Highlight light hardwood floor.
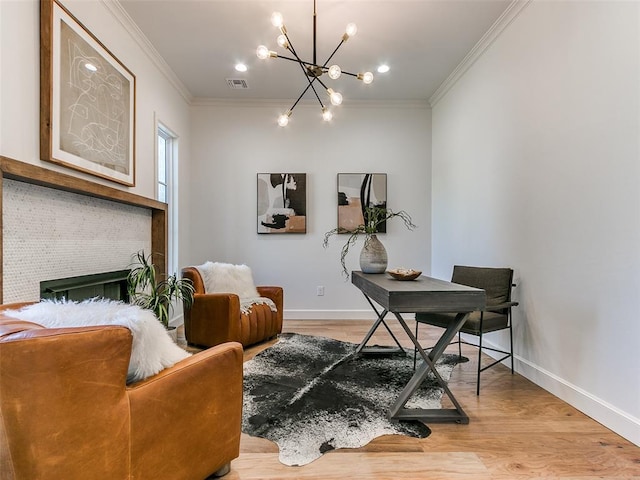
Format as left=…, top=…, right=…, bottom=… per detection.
left=214, top=320, right=640, bottom=479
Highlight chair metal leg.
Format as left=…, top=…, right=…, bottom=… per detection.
left=509, top=314, right=514, bottom=374
left=476, top=331, right=483, bottom=396
left=458, top=334, right=462, bottom=359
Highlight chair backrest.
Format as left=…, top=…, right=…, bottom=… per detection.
left=451, top=266, right=514, bottom=312
left=181, top=266, right=206, bottom=294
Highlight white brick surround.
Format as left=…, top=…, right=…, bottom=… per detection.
left=2, top=179, right=151, bottom=302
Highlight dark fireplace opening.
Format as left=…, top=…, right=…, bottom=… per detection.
left=40, top=270, right=130, bottom=302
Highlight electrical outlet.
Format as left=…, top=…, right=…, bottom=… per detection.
left=316, top=286, right=325, bottom=296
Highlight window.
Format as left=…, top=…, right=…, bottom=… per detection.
left=157, top=128, right=170, bottom=203
left=157, top=122, right=178, bottom=274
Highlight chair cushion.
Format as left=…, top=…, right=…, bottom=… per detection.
left=416, top=311, right=509, bottom=335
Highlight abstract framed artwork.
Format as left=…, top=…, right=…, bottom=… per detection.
left=337, top=173, right=387, bottom=233
left=40, top=0, right=136, bottom=186
left=257, top=173, right=307, bottom=234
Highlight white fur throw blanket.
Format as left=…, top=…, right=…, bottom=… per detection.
left=196, top=262, right=277, bottom=314
left=4, top=299, right=191, bottom=383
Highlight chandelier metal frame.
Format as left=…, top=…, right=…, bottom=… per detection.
left=256, top=0, right=373, bottom=126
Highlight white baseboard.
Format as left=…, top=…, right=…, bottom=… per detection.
left=283, top=309, right=418, bottom=321
left=514, top=354, right=640, bottom=447
left=284, top=309, right=373, bottom=320
left=478, top=336, right=640, bottom=447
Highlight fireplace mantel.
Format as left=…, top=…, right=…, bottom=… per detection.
left=0, top=155, right=167, bottom=303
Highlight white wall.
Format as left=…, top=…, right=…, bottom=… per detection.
left=0, top=0, right=193, bottom=297
left=189, top=101, right=431, bottom=318
left=431, top=1, right=639, bottom=445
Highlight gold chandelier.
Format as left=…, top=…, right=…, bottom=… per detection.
left=256, top=0, right=374, bottom=126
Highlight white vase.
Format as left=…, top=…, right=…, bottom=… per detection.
left=359, top=234, right=388, bottom=273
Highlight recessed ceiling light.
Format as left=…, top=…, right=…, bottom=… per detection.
left=84, top=62, right=97, bottom=72
left=235, top=63, right=248, bottom=72
left=377, top=64, right=390, bottom=74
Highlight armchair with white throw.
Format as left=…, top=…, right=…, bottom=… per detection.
left=181, top=262, right=283, bottom=348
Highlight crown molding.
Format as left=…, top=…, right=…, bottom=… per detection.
left=103, top=0, right=193, bottom=104
left=429, top=0, right=532, bottom=107
left=191, top=97, right=429, bottom=109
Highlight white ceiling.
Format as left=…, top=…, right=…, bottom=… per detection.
left=118, top=0, right=512, bottom=102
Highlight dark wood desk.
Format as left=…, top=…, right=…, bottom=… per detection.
left=351, top=271, right=486, bottom=424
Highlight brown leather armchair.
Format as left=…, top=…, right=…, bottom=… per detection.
left=0, top=303, right=242, bottom=480
left=181, top=266, right=283, bottom=348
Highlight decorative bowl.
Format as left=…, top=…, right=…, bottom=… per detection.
left=387, top=268, right=422, bottom=281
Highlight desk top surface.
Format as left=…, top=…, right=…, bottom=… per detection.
left=351, top=271, right=486, bottom=313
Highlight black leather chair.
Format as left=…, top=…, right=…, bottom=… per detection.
left=415, top=266, right=518, bottom=395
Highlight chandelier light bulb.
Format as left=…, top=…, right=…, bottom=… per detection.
left=345, top=23, right=358, bottom=37
left=277, top=34, right=289, bottom=49
left=327, top=88, right=343, bottom=106
left=278, top=111, right=291, bottom=127
left=256, top=45, right=269, bottom=60
left=328, top=65, right=342, bottom=80
left=271, top=12, right=284, bottom=28
left=358, top=72, right=374, bottom=84
left=322, top=108, right=333, bottom=122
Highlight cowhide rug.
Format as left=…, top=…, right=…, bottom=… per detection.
left=242, top=333, right=466, bottom=466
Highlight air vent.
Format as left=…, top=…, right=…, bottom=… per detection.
left=227, top=78, right=249, bottom=89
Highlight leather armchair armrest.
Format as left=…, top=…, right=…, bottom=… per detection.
left=186, top=292, right=242, bottom=346
left=128, top=342, right=243, bottom=480
left=257, top=286, right=284, bottom=315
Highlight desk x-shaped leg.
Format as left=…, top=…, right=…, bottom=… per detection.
left=389, top=310, right=470, bottom=423
left=355, top=294, right=406, bottom=356
left=357, top=293, right=470, bottom=424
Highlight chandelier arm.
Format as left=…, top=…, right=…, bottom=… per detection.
left=278, top=34, right=318, bottom=77
left=292, top=63, right=326, bottom=109
left=309, top=82, right=325, bottom=108
left=288, top=90, right=306, bottom=113
left=289, top=79, right=322, bottom=113
left=321, top=39, right=346, bottom=68
left=315, top=76, right=331, bottom=91
left=285, top=58, right=326, bottom=111
left=313, top=0, right=317, bottom=65
left=281, top=30, right=303, bottom=62
left=276, top=54, right=345, bottom=76
left=277, top=54, right=312, bottom=64
left=281, top=57, right=327, bottom=72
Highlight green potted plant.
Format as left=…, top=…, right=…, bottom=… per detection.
left=127, top=250, right=195, bottom=339
left=323, top=205, right=416, bottom=278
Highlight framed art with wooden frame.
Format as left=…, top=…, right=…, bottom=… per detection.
left=40, top=0, right=136, bottom=186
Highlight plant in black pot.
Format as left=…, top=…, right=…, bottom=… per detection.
left=323, top=205, right=416, bottom=279
left=127, top=250, right=194, bottom=340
